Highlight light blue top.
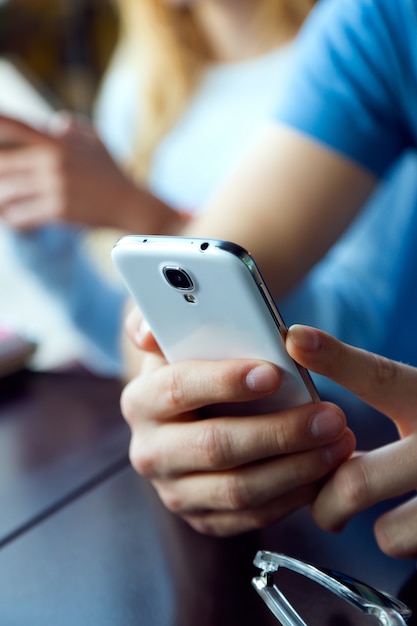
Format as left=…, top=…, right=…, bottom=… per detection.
left=275, top=0, right=417, bottom=176
left=273, top=0, right=417, bottom=394
left=96, top=43, right=294, bottom=208
left=11, top=11, right=417, bottom=399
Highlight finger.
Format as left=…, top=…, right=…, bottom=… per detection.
left=0, top=144, right=58, bottom=180
left=122, top=358, right=283, bottom=427
left=125, top=308, right=159, bottom=352
left=181, top=483, right=319, bottom=536
left=0, top=114, right=51, bottom=146
left=124, top=306, right=143, bottom=346
left=128, top=400, right=352, bottom=477
left=2, top=197, right=56, bottom=229
left=153, top=432, right=354, bottom=513
left=0, top=147, right=41, bottom=176
left=286, top=324, right=417, bottom=427
left=312, top=436, right=417, bottom=532
left=48, top=111, right=83, bottom=136
left=131, top=316, right=159, bottom=352
left=48, top=111, right=98, bottom=142
left=374, top=495, right=417, bottom=559
left=0, top=174, right=37, bottom=209
left=47, top=111, right=73, bottom=134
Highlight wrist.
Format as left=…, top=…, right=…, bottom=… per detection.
left=167, top=209, right=193, bottom=235
left=120, top=184, right=192, bottom=235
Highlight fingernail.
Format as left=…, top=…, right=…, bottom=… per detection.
left=288, top=325, right=321, bottom=352
left=245, top=364, right=280, bottom=393
left=321, top=435, right=353, bottom=465
left=310, top=408, right=344, bottom=440
left=134, top=318, right=150, bottom=347
left=48, top=111, right=71, bottom=134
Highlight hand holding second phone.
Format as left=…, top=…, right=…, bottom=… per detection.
left=121, top=311, right=355, bottom=537
left=0, top=113, right=179, bottom=233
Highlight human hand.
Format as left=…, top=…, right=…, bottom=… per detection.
left=121, top=314, right=355, bottom=537
left=0, top=113, right=175, bottom=232
left=286, top=324, right=417, bottom=559
left=121, top=303, right=160, bottom=381
left=124, top=304, right=159, bottom=354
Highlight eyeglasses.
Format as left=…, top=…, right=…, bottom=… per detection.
left=252, top=551, right=412, bottom=626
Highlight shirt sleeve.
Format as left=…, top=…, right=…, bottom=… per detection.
left=275, top=0, right=414, bottom=177
left=9, top=225, right=126, bottom=375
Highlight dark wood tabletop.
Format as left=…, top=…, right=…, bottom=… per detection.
left=0, top=369, right=129, bottom=545
left=0, top=369, right=415, bottom=626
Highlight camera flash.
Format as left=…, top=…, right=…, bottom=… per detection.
left=184, top=294, right=196, bottom=304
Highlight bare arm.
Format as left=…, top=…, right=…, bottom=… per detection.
left=1, top=114, right=376, bottom=297
left=185, top=123, right=377, bottom=297
left=123, top=123, right=377, bottom=378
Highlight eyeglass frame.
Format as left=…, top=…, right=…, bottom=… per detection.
left=252, top=550, right=412, bottom=626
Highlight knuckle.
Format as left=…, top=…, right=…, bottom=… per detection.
left=270, top=417, right=292, bottom=455
left=120, top=374, right=158, bottom=426
left=129, top=437, right=157, bottom=478
left=291, top=456, right=318, bottom=485
left=333, top=460, right=372, bottom=514
left=120, top=381, right=140, bottom=427
left=125, top=307, right=139, bottom=340
left=184, top=510, right=271, bottom=537
left=155, top=484, right=184, bottom=514
left=240, top=509, right=270, bottom=532
left=184, top=515, right=219, bottom=536
left=40, top=146, right=61, bottom=173
left=130, top=450, right=153, bottom=477
left=374, top=504, right=417, bottom=559
left=221, top=474, right=252, bottom=511
left=163, top=368, right=187, bottom=411
left=374, top=522, right=402, bottom=558
left=195, top=421, right=231, bottom=468
left=215, top=367, right=243, bottom=398
left=369, top=353, right=399, bottom=386
left=183, top=513, right=242, bottom=537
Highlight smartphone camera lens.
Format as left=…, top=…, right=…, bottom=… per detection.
left=163, top=267, right=194, bottom=291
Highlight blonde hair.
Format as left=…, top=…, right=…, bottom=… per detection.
left=116, top=0, right=316, bottom=181
left=85, top=0, right=316, bottom=278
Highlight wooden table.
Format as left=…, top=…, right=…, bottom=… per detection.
left=0, top=369, right=415, bottom=625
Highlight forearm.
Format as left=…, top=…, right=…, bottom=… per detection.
left=112, top=180, right=189, bottom=235
left=184, top=125, right=377, bottom=298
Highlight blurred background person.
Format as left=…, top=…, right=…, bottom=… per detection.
left=0, top=0, right=318, bottom=374
left=0, top=0, right=416, bottom=410
left=0, top=0, right=118, bottom=371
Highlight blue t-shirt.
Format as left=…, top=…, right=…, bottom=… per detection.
left=276, top=0, right=417, bottom=401
left=276, top=0, right=417, bottom=175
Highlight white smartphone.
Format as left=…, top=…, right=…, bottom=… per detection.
left=0, top=58, right=54, bottom=128
left=112, top=235, right=319, bottom=414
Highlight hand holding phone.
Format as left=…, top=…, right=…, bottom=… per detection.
left=113, top=237, right=354, bottom=537
left=112, top=235, right=319, bottom=413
